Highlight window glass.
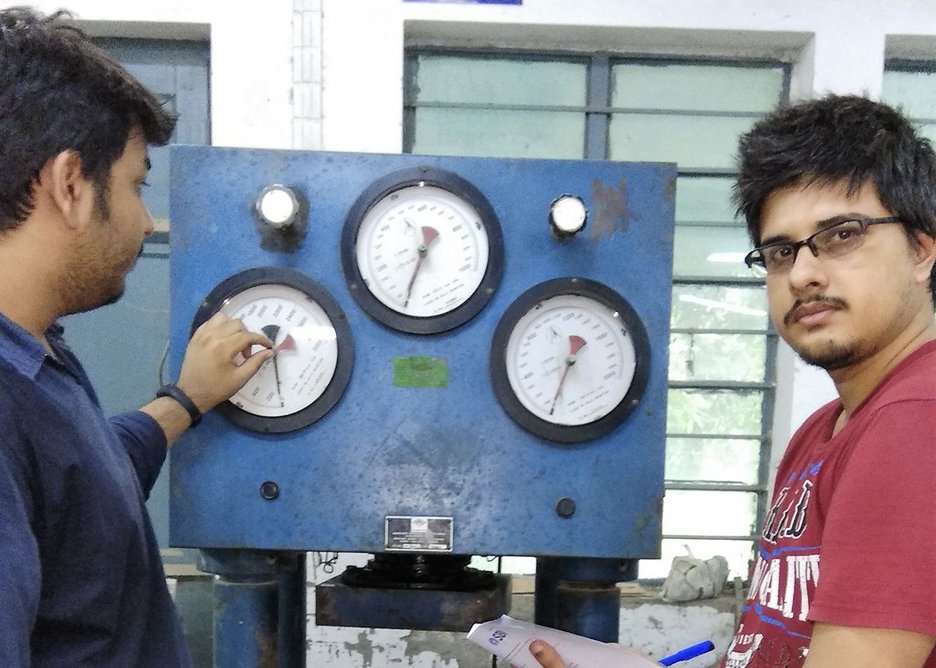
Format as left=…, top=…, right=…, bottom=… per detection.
left=675, top=176, right=738, bottom=224
left=673, top=225, right=752, bottom=278
left=609, top=113, right=759, bottom=169
left=669, top=332, right=767, bottom=382
left=883, top=69, right=936, bottom=146
left=413, top=54, right=587, bottom=106
left=671, top=284, right=769, bottom=331
left=412, top=108, right=584, bottom=159
left=665, top=437, right=761, bottom=485
left=663, top=490, right=758, bottom=535
left=882, top=69, right=936, bottom=119
left=612, top=63, right=785, bottom=113
left=667, top=388, right=764, bottom=435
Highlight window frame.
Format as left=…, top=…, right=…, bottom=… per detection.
left=404, top=47, right=790, bottom=577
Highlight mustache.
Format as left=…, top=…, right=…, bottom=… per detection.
left=783, top=295, right=848, bottom=326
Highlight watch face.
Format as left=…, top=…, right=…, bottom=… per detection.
left=342, top=167, right=504, bottom=334
left=490, top=277, right=650, bottom=444
left=193, top=267, right=353, bottom=433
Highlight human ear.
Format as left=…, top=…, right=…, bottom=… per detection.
left=911, top=231, right=936, bottom=286
left=44, top=150, right=93, bottom=228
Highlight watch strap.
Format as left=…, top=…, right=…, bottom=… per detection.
left=156, top=384, right=202, bottom=428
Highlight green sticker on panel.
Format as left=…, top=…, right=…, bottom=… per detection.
left=393, top=356, right=448, bottom=388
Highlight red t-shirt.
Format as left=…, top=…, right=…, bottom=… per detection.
left=723, top=340, right=936, bottom=668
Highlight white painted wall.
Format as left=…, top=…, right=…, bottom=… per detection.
left=29, top=0, right=936, bottom=664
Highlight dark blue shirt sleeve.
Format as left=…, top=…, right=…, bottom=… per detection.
left=0, top=447, right=41, bottom=667
left=109, top=411, right=167, bottom=499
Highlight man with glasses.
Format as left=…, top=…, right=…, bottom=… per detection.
left=529, top=95, right=936, bottom=668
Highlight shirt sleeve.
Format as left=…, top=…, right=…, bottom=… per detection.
left=809, top=399, right=936, bottom=635
left=109, top=411, right=168, bottom=499
left=0, top=445, right=41, bottom=667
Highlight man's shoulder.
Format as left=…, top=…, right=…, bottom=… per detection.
left=873, top=339, right=936, bottom=405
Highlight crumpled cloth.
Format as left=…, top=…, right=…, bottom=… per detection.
left=660, top=549, right=729, bottom=602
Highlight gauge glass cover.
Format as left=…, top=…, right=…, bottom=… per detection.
left=354, top=183, right=491, bottom=318
left=505, top=293, right=637, bottom=426
left=220, top=283, right=338, bottom=417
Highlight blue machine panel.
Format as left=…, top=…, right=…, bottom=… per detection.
left=168, top=147, right=675, bottom=559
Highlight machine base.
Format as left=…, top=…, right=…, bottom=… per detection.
left=315, top=570, right=512, bottom=632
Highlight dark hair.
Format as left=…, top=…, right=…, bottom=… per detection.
left=0, top=7, right=176, bottom=229
left=734, top=94, right=936, bottom=302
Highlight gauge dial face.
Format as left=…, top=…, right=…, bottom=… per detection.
left=193, top=267, right=353, bottom=433
left=506, top=293, right=636, bottom=426
left=342, top=167, right=504, bottom=334
left=355, top=183, right=490, bottom=318
left=491, top=278, right=650, bottom=443
left=221, top=284, right=338, bottom=417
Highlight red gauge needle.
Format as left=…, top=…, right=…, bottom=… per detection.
left=275, top=333, right=296, bottom=353
left=549, top=335, right=587, bottom=416
left=403, top=225, right=440, bottom=308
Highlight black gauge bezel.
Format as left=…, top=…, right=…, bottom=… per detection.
left=341, top=166, right=505, bottom=334
left=490, top=277, right=651, bottom=444
left=191, top=267, right=354, bottom=434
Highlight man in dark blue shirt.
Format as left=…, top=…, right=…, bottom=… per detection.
left=0, top=8, right=272, bottom=666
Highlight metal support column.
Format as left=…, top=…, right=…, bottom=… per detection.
left=534, top=557, right=638, bottom=642
left=199, top=549, right=304, bottom=668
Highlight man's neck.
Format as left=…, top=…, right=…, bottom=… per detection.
left=0, top=237, right=62, bottom=342
left=830, top=312, right=936, bottom=427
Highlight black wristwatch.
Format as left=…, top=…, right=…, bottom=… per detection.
left=156, top=384, right=202, bottom=428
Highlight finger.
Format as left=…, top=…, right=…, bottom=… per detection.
left=236, top=347, right=273, bottom=379
left=195, top=312, right=248, bottom=340
left=530, top=641, right=567, bottom=668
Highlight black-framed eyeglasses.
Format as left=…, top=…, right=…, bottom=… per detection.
left=744, top=216, right=901, bottom=276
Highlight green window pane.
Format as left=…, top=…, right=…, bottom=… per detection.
left=608, top=113, right=758, bottom=169
left=666, top=388, right=764, bottom=435
left=882, top=70, right=936, bottom=119
left=411, top=108, right=584, bottom=159
left=413, top=54, right=587, bottom=107
left=665, top=437, right=762, bottom=485
left=673, top=225, right=752, bottom=278
left=669, top=332, right=767, bottom=382
left=671, top=284, right=769, bottom=330
left=663, top=490, right=758, bottom=536
left=639, top=538, right=754, bottom=580
left=918, top=122, right=936, bottom=147
left=611, top=63, right=785, bottom=113
left=675, top=176, right=739, bottom=225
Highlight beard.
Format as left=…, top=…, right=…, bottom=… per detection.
left=794, top=339, right=859, bottom=371
left=782, top=295, right=859, bottom=370
left=57, top=217, right=139, bottom=316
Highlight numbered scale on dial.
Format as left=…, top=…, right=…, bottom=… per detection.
left=192, top=267, right=353, bottom=433
left=341, top=166, right=504, bottom=334
left=490, top=277, right=650, bottom=443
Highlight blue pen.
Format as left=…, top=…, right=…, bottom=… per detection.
left=658, top=640, right=716, bottom=666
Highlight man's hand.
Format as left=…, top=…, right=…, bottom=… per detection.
left=175, top=312, right=273, bottom=413
left=529, top=640, right=568, bottom=668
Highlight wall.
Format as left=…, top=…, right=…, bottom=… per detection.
left=27, top=0, right=936, bottom=665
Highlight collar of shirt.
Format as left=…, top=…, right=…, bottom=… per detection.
left=0, top=311, right=63, bottom=380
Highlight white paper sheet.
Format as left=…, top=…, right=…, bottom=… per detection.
left=467, top=615, right=659, bottom=668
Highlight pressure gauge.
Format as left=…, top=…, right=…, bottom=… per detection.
left=341, top=166, right=504, bottom=334
left=192, top=267, right=353, bottom=433
left=490, top=277, right=650, bottom=443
